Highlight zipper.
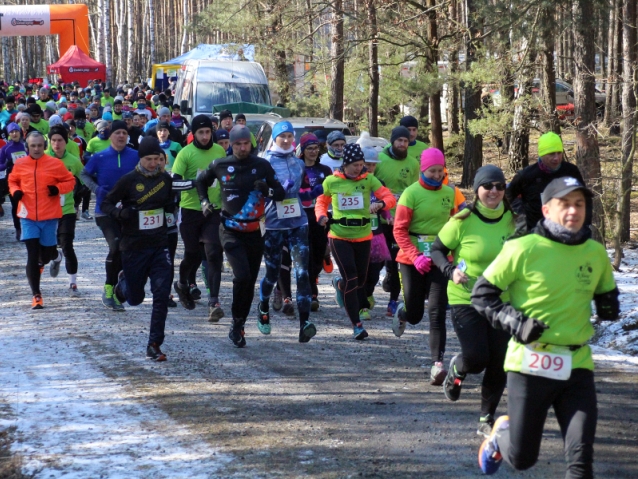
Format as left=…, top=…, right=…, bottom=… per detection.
left=33, top=158, right=38, bottom=221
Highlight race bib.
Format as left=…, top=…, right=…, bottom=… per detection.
left=338, top=193, right=363, bottom=210
left=520, top=343, right=572, bottom=381
left=165, top=213, right=176, bottom=227
left=139, top=208, right=164, bottom=230
left=60, top=194, right=65, bottom=207
left=11, top=151, right=26, bottom=161
left=370, top=216, right=379, bottom=230
left=417, top=235, right=436, bottom=256
left=276, top=198, right=301, bottom=219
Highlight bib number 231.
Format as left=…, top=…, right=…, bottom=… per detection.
left=338, top=193, right=363, bottom=210
left=139, top=209, right=164, bottom=230
left=520, top=344, right=572, bottom=380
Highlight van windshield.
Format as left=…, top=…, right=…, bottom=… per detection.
left=196, top=82, right=270, bottom=111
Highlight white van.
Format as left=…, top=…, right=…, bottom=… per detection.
left=174, top=60, right=272, bottom=122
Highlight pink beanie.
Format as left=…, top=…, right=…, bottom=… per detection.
left=420, top=148, right=445, bottom=172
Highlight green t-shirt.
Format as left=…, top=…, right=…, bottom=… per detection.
left=101, top=97, right=115, bottom=108
left=30, top=119, right=49, bottom=135
left=171, top=142, right=227, bottom=210
left=86, top=137, right=112, bottom=155
left=398, top=183, right=454, bottom=253
left=112, top=112, right=123, bottom=120
left=483, top=234, right=617, bottom=372
left=374, top=148, right=420, bottom=217
left=437, top=209, right=514, bottom=305
left=408, top=140, right=429, bottom=162
left=76, top=123, right=95, bottom=141
left=56, top=152, right=83, bottom=215
left=47, top=141, right=80, bottom=159
left=323, top=173, right=383, bottom=240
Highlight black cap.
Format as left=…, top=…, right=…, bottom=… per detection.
left=191, top=114, right=213, bottom=134
left=235, top=113, right=246, bottom=122
left=219, top=109, right=233, bottom=121
left=541, top=177, right=593, bottom=205
left=111, top=120, right=128, bottom=133
left=473, top=165, right=506, bottom=192
left=216, top=129, right=230, bottom=141
left=158, top=121, right=171, bottom=130
left=26, top=104, right=43, bottom=115
left=341, top=143, right=365, bottom=166
left=138, top=136, right=164, bottom=158
left=399, top=115, right=418, bottom=129
left=48, top=125, right=68, bottom=143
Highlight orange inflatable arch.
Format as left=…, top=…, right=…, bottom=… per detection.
left=0, top=4, right=89, bottom=56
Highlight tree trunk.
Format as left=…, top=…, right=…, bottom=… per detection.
left=447, top=0, right=460, bottom=134
left=572, top=0, right=604, bottom=242
left=116, top=0, right=125, bottom=83
left=366, top=0, right=379, bottom=136
left=127, top=0, right=135, bottom=82
left=427, top=0, right=443, bottom=150
left=181, top=0, right=189, bottom=54
left=329, top=0, right=345, bottom=120
left=508, top=57, right=535, bottom=172
left=619, top=0, right=636, bottom=242
left=539, top=7, right=560, bottom=134
left=2, top=38, right=10, bottom=82
left=96, top=0, right=104, bottom=63
left=461, top=0, right=482, bottom=187
left=148, top=0, right=156, bottom=66
left=611, top=3, right=623, bottom=120
left=604, top=0, right=619, bottom=127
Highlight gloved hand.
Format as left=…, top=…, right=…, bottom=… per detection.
left=119, top=206, right=138, bottom=221
left=201, top=200, right=215, bottom=217
left=516, top=317, right=549, bottom=344
left=311, top=184, right=324, bottom=198
left=254, top=180, right=270, bottom=196
left=413, top=254, right=432, bottom=275
left=282, top=179, right=294, bottom=191
left=12, top=190, right=24, bottom=202
left=47, top=185, right=59, bottom=196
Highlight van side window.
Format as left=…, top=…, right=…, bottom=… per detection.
left=257, top=123, right=272, bottom=153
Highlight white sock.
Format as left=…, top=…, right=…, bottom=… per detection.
left=55, top=249, right=63, bottom=262
left=69, top=274, right=77, bottom=285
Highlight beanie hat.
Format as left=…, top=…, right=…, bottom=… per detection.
left=95, top=120, right=108, bottom=132
left=157, top=121, right=171, bottom=131
left=299, top=133, right=319, bottom=152
left=272, top=121, right=294, bottom=140
left=138, top=137, right=164, bottom=159
left=211, top=116, right=219, bottom=125
left=314, top=129, right=328, bottom=143
left=537, top=132, right=563, bottom=157
left=45, top=101, right=57, bottom=112
left=158, top=106, right=171, bottom=117
left=216, top=129, right=230, bottom=141
left=6, top=123, right=20, bottom=133
left=362, top=146, right=380, bottom=163
left=111, top=120, right=128, bottom=133
left=235, top=113, right=246, bottom=122
left=63, top=112, right=74, bottom=121
left=26, top=104, right=43, bottom=115
left=102, top=112, right=113, bottom=121
left=356, top=131, right=376, bottom=149
left=48, top=125, right=69, bottom=143
left=420, top=148, right=445, bottom=172
left=122, top=111, right=133, bottom=119
left=391, top=126, right=410, bottom=145
left=229, top=125, right=252, bottom=145
left=74, top=107, right=87, bottom=120
left=473, top=164, right=506, bottom=192
left=399, top=115, right=418, bottom=129
left=191, top=114, right=213, bottom=134
left=58, top=107, right=68, bottom=116
left=219, top=109, right=233, bottom=121
left=342, top=143, right=365, bottom=166
left=48, top=114, right=63, bottom=127
left=326, top=130, right=346, bottom=145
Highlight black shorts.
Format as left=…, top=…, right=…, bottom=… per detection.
left=179, top=208, right=220, bottom=251
left=57, top=213, right=77, bottom=241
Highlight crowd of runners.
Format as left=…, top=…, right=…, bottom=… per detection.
left=0, top=79, right=621, bottom=478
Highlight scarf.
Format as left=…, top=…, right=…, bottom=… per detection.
left=475, top=200, right=504, bottom=219
left=420, top=172, right=443, bottom=189
left=159, top=140, right=171, bottom=149
left=541, top=218, right=590, bottom=245
left=538, top=157, right=561, bottom=174
left=136, top=162, right=160, bottom=177
left=270, top=143, right=295, bottom=155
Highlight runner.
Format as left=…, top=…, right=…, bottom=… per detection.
left=0, top=122, right=27, bottom=240
left=315, top=143, right=395, bottom=339
left=103, top=137, right=176, bottom=361
left=47, top=125, right=86, bottom=297
left=80, top=120, right=139, bottom=311
left=157, top=121, right=182, bottom=171
left=8, top=131, right=75, bottom=309
left=319, top=131, right=347, bottom=172
left=158, top=150, right=179, bottom=308
left=399, top=115, right=429, bottom=161
left=392, top=148, right=454, bottom=384
left=473, top=177, right=619, bottom=477
left=430, top=165, right=514, bottom=435
left=195, top=125, right=285, bottom=347
left=374, top=126, right=420, bottom=317
left=170, top=115, right=227, bottom=321
left=85, top=120, right=112, bottom=158
left=257, top=122, right=320, bottom=342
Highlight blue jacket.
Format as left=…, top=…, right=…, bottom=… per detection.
left=264, top=149, right=308, bottom=230
left=0, top=109, right=17, bottom=130
left=81, top=145, right=138, bottom=214
left=0, top=140, right=27, bottom=172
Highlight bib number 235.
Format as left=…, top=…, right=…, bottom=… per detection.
left=338, top=193, right=363, bottom=210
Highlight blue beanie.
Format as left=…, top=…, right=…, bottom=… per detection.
left=272, top=121, right=294, bottom=140
left=327, top=130, right=346, bottom=145
left=102, top=112, right=113, bottom=121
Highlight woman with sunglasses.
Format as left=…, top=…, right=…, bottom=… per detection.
left=393, top=148, right=455, bottom=385
left=430, top=165, right=515, bottom=437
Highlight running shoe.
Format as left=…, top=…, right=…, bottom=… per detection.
left=146, top=342, right=167, bottom=361
left=386, top=299, right=398, bottom=317
left=189, top=284, right=202, bottom=300
left=81, top=211, right=93, bottom=221
left=31, top=294, right=43, bottom=310
left=229, top=325, right=246, bottom=348
left=208, top=301, right=224, bottom=322
left=102, top=284, right=116, bottom=309
left=49, top=250, right=62, bottom=278
left=310, top=295, right=320, bottom=312
left=443, top=354, right=465, bottom=401
left=392, top=303, right=407, bottom=337
left=477, top=414, right=495, bottom=438
left=323, top=255, right=334, bottom=273
left=282, top=297, right=295, bottom=316
left=257, top=301, right=271, bottom=335
left=478, top=415, right=509, bottom=475
left=174, top=281, right=195, bottom=310
left=367, top=295, right=376, bottom=310
left=299, top=320, right=317, bottom=343
left=114, top=271, right=126, bottom=304
left=332, top=277, right=344, bottom=308
left=353, top=322, right=368, bottom=340
left=68, top=283, right=80, bottom=298
left=430, top=361, right=447, bottom=386
left=112, top=294, right=125, bottom=312
left=273, top=287, right=283, bottom=311
left=359, top=308, right=371, bottom=321
left=167, top=295, right=177, bottom=308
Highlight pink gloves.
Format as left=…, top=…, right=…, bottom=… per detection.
left=413, top=254, right=432, bottom=275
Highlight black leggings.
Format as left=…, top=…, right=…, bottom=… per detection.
left=74, top=187, right=91, bottom=213
left=382, top=224, right=401, bottom=302
left=365, top=260, right=385, bottom=299
left=57, top=213, right=78, bottom=275
left=307, top=218, right=328, bottom=297
left=399, top=262, right=448, bottom=363
left=25, top=239, right=57, bottom=295
left=95, top=215, right=122, bottom=286
left=497, top=369, right=597, bottom=479
left=451, top=305, right=510, bottom=416
left=168, top=231, right=178, bottom=285
left=277, top=246, right=292, bottom=298
left=330, top=238, right=370, bottom=326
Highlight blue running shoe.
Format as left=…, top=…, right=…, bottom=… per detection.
left=478, top=415, right=509, bottom=475
left=353, top=322, right=368, bottom=340
left=386, top=299, right=398, bottom=317
left=332, top=277, right=344, bottom=308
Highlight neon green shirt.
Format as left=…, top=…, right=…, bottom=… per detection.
left=76, top=123, right=95, bottom=141
left=56, top=152, right=83, bottom=215
left=86, top=137, right=112, bottom=155
left=101, top=97, right=115, bottom=108
left=398, top=182, right=454, bottom=245
left=408, top=140, right=429, bottom=162
left=483, top=234, right=617, bottom=371
left=30, top=119, right=49, bottom=135
left=171, top=142, right=227, bottom=210
left=374, top=147, right=419, bottom=217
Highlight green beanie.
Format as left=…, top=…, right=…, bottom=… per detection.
left=538, top=132, right=563, bottom=157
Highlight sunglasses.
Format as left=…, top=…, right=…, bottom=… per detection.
left=480, top=182, right=506, bottom=191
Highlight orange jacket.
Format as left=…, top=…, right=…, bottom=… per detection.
left=9, top=154, right=76, bottom=221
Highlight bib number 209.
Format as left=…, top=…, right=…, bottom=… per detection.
left=520, top=344, right=572, bottom=381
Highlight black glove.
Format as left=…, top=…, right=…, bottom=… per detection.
left=201, top=200, right=215, bottom=217
left=594, top=287, right=620, bottom=321
left=516, top=317, right=549, bottom=344
left=12, top=190, right=24, bottom=202
left=254, top=180, right=270, bottom=196
left=119, top=206, right=138, bottom=220
left=47, top=185, right=59, bottom=196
